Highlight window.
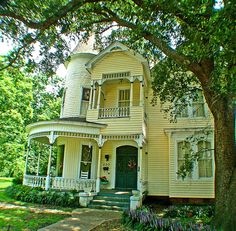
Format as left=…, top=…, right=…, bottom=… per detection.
left=80, top=88, right=90, bottom=117
left=80, top=145, right=92, bottom=179
left=118, top=89, right=130, bottom=107
left=176, top=90, right=205, bottom=118
left=198, top=141, right=213, bottom=177
left=177, top=141, right=192, bottom=177
left=192, top=90, right=205, bottom=117
left=176, top=139, right=213, bottom=179
left=56, top=145, right=64, bottom=177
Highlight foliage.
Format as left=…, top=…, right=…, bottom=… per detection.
left=0, top=0, right=235, bottom=229
left=122, top=207, right=215, bottom=231
left=0, top=59, right=63, bottom=177
left=6, top=185, right=80, bottom=207
left=0, top=62, right=32, bottom=177
left=163, top=205, right=214, bottom=223
left=0, top=208, right=69, bottom=231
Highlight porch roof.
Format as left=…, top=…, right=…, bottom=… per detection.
left=27, top=118, right=107, bottom=143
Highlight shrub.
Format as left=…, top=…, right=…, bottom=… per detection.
left=122, top=207, right=216, bottom=231
left=163, top=205, right=214, bottom=221
left=5, top=185, right=80, bottom=207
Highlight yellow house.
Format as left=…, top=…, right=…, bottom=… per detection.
left=24, top=42, right=214, bottom=206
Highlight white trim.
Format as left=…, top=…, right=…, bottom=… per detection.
left=173, top=133, right=214, bottom=182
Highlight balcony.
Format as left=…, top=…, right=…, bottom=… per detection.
left=98, top=107, right=130, bottom=119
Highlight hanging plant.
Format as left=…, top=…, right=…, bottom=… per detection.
left=128, top=159, right=137, bottom=169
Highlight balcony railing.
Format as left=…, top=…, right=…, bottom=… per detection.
left=23, top=175, right=96, bottom=192
left=99, top=107, right=130, bottom=119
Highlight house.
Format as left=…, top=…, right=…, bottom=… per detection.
left=24, top=41, right=214, bottom=204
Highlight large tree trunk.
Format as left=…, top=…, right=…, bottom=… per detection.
left=211, top=99, right=236, bottom=230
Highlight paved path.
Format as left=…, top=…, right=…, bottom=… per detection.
left=38, top=208, right=122, bottom=231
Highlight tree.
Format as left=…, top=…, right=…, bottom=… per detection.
left=0, top=60, right=33, bottom=176
left=0, top=0, right=235, bottom=229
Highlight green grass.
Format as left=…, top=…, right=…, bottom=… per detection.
left=0, top=208, right=69, bottom=231
left=0, top=177, right=16, bottom=203
left=0, top=177, right=71, bottom=230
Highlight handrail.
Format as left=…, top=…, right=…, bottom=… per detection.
left=99, top=107, right=130, bottom=118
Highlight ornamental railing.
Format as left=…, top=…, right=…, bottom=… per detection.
left=99, top=107, right=130, bottom=119
left=23, top=175, right=96, bottom=192
left=23, top=175, right=47, bottom=189
left=51, top=177, right=96, bottom=192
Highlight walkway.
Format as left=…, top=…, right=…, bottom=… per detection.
left=38, top=208, right=122, bottom=231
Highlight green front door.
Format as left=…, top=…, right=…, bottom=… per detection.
left=115, top=146, right=138, bottom=190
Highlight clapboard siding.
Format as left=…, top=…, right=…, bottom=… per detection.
left=147, top=91, right=214, bottom=197
left=62, top=53, right=95, bottom=118
left=91, top=52, right=143, bottom=80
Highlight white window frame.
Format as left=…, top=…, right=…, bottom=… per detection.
left=176, top=91, right=207, bottom=119
left=80, top=87, right=90, bottom=117
left=174, top=136, right=214, bottom=181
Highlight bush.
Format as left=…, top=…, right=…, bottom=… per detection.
left=5, top=184, right=80, bottom=207
left=163, top=205, right=214, bottom=221
left=122, top=207, right=216, bottom=231
left=12, top=175, right=23, bottom=185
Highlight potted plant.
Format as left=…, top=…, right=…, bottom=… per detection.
left=100, top=176, right=109, bottom=184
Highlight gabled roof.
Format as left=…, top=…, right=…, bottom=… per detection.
left=85, top=41, right=148, bottom=71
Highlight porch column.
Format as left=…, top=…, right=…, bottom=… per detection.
left=89, top=81, right=93, bottom=109
left=45, top=144, right=53, bottom=190
left=36, top=151, right=41, bottom=176
left=23, top=139, right=31, bottom=185
left=130, top=81, right=133, bottom=107
left=97, top=84, right=102, bottom=110
left=139, top=80, right=144, bottom=106
left=96, top=147, right=102, bottom=193
left=92, top=84, right=96, bottom=109
left=138, top=147, right=143, bottom=191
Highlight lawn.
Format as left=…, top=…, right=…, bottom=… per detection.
left=0, top=177, right=71, bottom=230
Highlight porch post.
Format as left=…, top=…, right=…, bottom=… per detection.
left=23, top=139, right=31, bottom=185
left=45, top=131, right=55, bottom=191
left=89, top=81, right=93, bottom=109
left=139, top=80, right=144, bottom=106
left=138, top=147, right=143, bottom=191
left=92, top=84, right=96, bottom=109
left=97, top=84, right=102, bottom=110
left=36, top=151, right=41, bottom=176
left=96, top=147, right=102, bottom=193
left=45, top=144, right=53, bottom=190
left=130, top=81, right=133, bottom=107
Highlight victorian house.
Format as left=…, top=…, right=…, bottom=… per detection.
left=24, top=41, right=214, bottom=206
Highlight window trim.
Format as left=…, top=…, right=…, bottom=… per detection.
left=174, top=137, right=214, bottom=181
left=117, top=87, right=130, bottom=108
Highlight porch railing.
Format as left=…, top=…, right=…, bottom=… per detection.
left=51, top=177, right=96, bottom=192
left=23, top=175, right=47, bottom=189
left=23, top=175, right=96, bottom=192
left=99, top=107, right=130, bottom=119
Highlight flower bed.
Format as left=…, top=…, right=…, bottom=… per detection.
left=122, top=207, right=216, bottom=231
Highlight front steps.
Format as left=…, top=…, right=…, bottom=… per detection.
left=88, top=190, right=131, bottom=211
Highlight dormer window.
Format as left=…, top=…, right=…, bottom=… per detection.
left=80, top=88, right=90, bottom=117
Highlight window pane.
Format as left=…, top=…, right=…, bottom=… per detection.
left=82, top=88, right=90, bottom=101
left=198, top=141, right=212, bottom=177
left=177, top=141, right=191, bottom=176
left=80, top=145, right=92, bottom=179
left=193, top=91, right=205, bottom=117
left=118, top=89, right=130, bottom=107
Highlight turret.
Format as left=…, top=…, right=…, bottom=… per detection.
left=61, top=53, right=96, bottom=118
